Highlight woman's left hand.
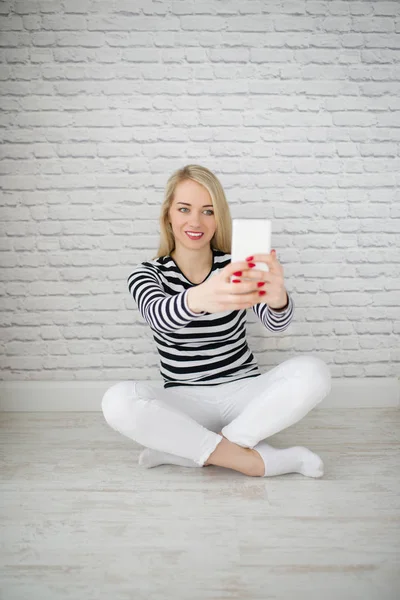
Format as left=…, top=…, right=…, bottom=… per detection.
left=247, top=250, right=288, bottom=310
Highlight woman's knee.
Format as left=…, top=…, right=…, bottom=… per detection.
left=101, top=380, right=138, bottom=431
left=297, top=355, right=332, bottom=398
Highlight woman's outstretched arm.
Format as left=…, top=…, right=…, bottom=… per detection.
left=127, top=263, right=207, bottom=333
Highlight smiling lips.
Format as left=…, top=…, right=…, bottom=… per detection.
left=185, top=231, right=204, bottom=239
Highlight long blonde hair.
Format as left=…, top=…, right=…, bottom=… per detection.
left=152, top=164, right=232, bottom=259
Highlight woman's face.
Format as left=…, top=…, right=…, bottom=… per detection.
left=168, top=179, right=217, bottom=252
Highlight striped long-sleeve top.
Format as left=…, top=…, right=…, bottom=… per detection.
left=127, top=248, right=294, bottom=388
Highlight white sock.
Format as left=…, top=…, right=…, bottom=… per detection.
left=253, top=442, right=324, bottom=478
left=139, top=444, right=324, bottom=478
left=139, top=448, right=202, bottom=469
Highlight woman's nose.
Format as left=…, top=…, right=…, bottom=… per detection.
left=188, top=217, right=202, bottom=227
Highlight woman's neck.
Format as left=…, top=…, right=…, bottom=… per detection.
left=171, top=246, right=213, bottom=282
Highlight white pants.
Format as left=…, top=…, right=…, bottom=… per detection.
left=101, top=355, right=331, bottom=467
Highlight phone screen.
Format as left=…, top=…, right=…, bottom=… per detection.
left=230, top=219, right=272, bottom=284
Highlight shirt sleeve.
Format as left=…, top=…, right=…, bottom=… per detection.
left=251, top=291, right=294, bottom=332
left=127, top=264, right=207, bottom=333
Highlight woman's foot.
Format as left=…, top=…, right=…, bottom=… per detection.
left=252, top=442, right=324, bottom=478
left=204, top=431, right=264, bottom=477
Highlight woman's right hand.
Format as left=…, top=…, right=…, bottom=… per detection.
left=187, top=260, right=267, bottom=314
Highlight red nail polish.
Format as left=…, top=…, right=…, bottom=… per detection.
left=233, top=271, right=242, bottom=276
left=245, top=256, right=254, bottom=261
left=257, top=282, right=265, bottom=288
left=248, top=263, right=255, bottom=268
left=259, top=291, right=266, bottom=296
left=232, top=279, right=241, bottom=283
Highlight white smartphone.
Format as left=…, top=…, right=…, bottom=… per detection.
left=230, top=218, right=272, bottom=285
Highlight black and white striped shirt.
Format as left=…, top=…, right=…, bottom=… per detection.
left=127, top=248, right=294, bottom=388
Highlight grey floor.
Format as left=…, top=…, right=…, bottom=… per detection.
left=1, top=408, right=399, bottom=600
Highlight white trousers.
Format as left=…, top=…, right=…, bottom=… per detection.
left=101, top=355, right=331, bottom=467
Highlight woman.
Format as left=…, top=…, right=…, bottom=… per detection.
left=101, top=165, right=331, bottom=478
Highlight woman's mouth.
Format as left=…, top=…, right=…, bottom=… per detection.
left=185, top=231, right=204, bottom=240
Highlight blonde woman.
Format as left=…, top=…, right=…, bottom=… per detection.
left=101, top=165, right=331, bottom=478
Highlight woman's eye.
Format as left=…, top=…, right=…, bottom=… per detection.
left=178, top=208, right=214, bottom=215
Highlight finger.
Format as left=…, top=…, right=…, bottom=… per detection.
left=225, top=260, right=259, bottom=282
left=228, top=280, right=267, bottom=295
left=237, top=270, right=279, bottom=287
left=224, top=289, right=263, bottom=308
left=251, top=252, right=281, bottom=272
left=271, top=249, right=282, bottom=269
left=248, top=253, right=274, bottom=265
left=239, top=269, right=275, bottom=282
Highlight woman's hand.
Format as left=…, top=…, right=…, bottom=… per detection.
left=246, top=250, right=288, bottom=310
left=187, top=251, right=287, bottom=314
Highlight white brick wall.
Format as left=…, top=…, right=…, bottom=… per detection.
left=0, top=0, right=399, bottom=383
